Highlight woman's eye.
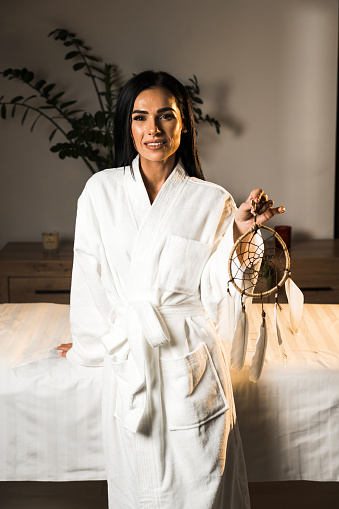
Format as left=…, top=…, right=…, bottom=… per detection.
left=160, top=113, right=174, bottom=120
left=132, top=115, right=145, bottom=121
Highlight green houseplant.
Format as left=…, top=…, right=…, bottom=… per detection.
left=0, top=28, right=220, bottom=174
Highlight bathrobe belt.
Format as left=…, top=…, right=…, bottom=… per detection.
left=102, top=301, right=205, bottom=433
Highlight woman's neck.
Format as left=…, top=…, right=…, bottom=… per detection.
left=139, top=154, right=177, bottom=204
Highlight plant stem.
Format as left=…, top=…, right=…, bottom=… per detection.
left=81, top=157, right=96, bottom=174
left=73, top=41, right=105, bottom=112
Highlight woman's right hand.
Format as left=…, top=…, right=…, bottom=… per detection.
left=57, top=343, right=73, bottom=358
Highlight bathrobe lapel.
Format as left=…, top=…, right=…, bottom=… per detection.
left=126, top=155, right=188, bottom=298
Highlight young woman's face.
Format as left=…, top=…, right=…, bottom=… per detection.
left=131, top=87, right=184, bottom=167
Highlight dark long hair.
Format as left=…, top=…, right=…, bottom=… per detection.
left=113, top=70, right=205, bottom=180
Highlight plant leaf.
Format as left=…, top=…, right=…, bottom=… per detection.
left=60, top=100, right=77, bottom=109
left=66, top=130, right=77, bottom=140
left=94, top=110, right=105, bottom=129
left=35, top=80, right=46, bottom=90
left=65, top=51, right=80, bottom=60
left=49, top=128, right=58, bottom=142
left=193, top=107, right=202, bottom=116
left=105, top=133, right=113, bottom=147
left=11, top=96, right=24, bottom=103
left=1, top=68, right=13, bottom=77
left=22, top=70, right=34, bottom=83
left=43, top=83, right=56, bottom=95
left=73, top=62, right=86, bottom=71
left=85, top=55, right=101, bottom=62
left=48, top=29, right=59, bottom=37
left=50, top=92, right=65, bottom=102
left=21, top=109, right=29, bottom=125
left=24, top=95, right=37, bottom=102
left=30, top=114, right=41, bottom=132
left=67, top=109, right=83, bottom=116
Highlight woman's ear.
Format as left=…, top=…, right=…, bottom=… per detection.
left=181, top=116, right=187, bottom=134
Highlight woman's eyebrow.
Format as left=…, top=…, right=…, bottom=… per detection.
left=157, top=107, right=175, bottom=113
left=132, top=107, right=175, bottom=114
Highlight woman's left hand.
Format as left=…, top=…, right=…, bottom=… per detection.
left=234, top=188, right=285, bottom=236
left=57, top=343, right=73, bottom=358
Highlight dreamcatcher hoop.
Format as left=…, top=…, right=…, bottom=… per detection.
left=228, top=223, right=291, bottom=299
left=226, top=205, right=303, bottom=383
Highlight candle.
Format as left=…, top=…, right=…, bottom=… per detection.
left=274, top=225, right=291, bottom=249
left=42, top=232, right=59, bottom=253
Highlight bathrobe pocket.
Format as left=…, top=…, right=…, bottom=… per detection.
left=160, top=342, right=229, bottom=430
left=159, top=234, right=212, bottom=295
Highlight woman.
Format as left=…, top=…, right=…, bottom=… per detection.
left=58, top=70, right=284, bottom=508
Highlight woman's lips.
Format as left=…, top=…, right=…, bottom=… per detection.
left=144, top=140, right=167, bottom=149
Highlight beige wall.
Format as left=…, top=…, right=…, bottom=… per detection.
left=0, top=0, right=337, bottom=248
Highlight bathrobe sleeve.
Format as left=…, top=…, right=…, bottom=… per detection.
left=66, top=182, right=111, bottom=367
left=201, top=193, right=261, bottom=341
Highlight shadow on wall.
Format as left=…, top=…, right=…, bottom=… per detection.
left=213, top=82, right=245, bottom=136
left=197, top=81, right=245, bottom=160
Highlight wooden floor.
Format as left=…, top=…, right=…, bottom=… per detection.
left=1, top=480, right=338, bottom=508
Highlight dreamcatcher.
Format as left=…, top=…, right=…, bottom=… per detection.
left=227, top=200, right=304, bottom=382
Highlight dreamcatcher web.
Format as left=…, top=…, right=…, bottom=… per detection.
left=228, top=224, right=290, bottom=299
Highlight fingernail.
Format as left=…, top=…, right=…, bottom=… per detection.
left=280, top=207, right=286, bottom=213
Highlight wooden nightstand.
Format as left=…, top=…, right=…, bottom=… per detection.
left=0, top=242, right=73, bottom=304
left=289, top=239, right=339, bottom=304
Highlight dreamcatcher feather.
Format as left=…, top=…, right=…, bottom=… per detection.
left=228, top=206, right=303, bottom=382
left=230, top=301, right=249, bottom=370
left=274, top=297, right=287, bottom=366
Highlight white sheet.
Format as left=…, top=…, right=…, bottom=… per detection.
left=0, top=303, right=105, bottom=481
left=1, top=302, right=339, bottom=483
left=227, top=303, right=339, bottom=482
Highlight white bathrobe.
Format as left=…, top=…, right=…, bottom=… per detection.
left=67, top=156, right=251, bottom=509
